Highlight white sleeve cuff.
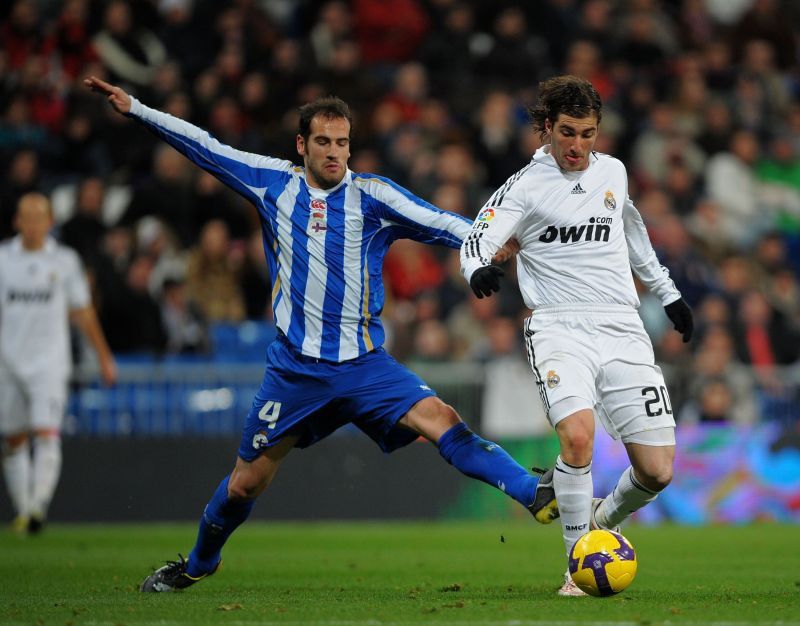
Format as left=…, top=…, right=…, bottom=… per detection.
left=127, top=96, right=143, bottom=118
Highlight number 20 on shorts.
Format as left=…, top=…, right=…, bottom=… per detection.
left=641, top=386, right=672, bottom=417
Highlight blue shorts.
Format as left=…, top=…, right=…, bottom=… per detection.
left=237, top=334, right=437, bottom=461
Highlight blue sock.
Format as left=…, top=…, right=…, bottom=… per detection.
left=437, top=422, right=538, bottom=507
left=187, top=476, right=254, bottom=577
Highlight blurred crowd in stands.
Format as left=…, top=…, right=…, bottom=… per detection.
left=2, top=0, right=800, bottom=425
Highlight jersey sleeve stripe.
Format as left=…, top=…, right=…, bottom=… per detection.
left=360, top=256, right=374, bottom=352
left=486, top=162, right=535, bottom=208
left=524, top=320, right=551, bottom=415
left=356, top=174, right=469, bottom=248
left=464, top=231, right=490, bottom=265
left=132, top=100, right=291, bottom=204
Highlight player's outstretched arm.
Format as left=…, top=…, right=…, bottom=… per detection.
left=83, top=76, right=131, bottom=115
left=83, top=75, right=289, bottom=205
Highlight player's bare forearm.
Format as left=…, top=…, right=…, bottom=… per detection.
left=83, top=76, right=131, bottom=115
left=492, top=237, right=520, bottom=265
left=71, top=306, right=118, bottom=385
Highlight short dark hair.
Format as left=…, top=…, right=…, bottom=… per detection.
left=528, top=76, right=602, bottom=138
left=298, top=96, right=353, bottom=140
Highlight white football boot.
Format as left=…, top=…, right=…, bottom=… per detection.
left=558, top=570, right=588, bottom=597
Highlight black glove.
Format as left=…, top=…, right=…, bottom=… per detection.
left=664, top=298, right=693, bottom=343
left=470, top=265, right=504, bottom=299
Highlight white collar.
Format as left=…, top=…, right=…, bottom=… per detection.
left=532, top=145, right=597, bottom=174
left=305, top=168, right=351, bottom=196
left=11, top=235, right=56, bottom=253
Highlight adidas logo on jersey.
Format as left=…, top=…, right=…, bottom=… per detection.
left=571, top=183, right=586, bottom=194
left=538, top=217, right=613, bottom=244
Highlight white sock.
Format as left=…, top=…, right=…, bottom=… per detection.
left=2, top=440, right=31, bottom=519
left=30, top=435, right=62, bottom=519
left=597, top=466, right=658, bottom=529
left=553, top=455, right=593, bottom=558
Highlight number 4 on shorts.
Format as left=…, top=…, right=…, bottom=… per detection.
left=258, top=400, right=282, bottom=428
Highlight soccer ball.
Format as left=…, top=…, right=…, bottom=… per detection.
left=568, top=529, right=637, bottom=597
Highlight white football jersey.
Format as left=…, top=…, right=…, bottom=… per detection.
left=0, top=237, right=90, bottom=379
left=461, top=146, right=681, bottom=309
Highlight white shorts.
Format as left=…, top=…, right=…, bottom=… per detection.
left=524, top=305, right=676, bottom=444
left=0, top=361, right=67, bottom=435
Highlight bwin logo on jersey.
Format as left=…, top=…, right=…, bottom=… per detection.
left=538, top=217, right=611, bottom=244
left=7, top=289, right=53, bottom=303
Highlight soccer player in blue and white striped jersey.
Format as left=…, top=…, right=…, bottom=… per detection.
left=85, top=76, right=554, bottom=592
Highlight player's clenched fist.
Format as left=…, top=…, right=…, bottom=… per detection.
left=470, top=265, right=504, bottom=299
left=83, top=76, right=132, bottom=114
left=664, top=297, right=694, bottom=343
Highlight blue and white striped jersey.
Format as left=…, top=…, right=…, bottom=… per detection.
left=128, top=98, right=470, bottom=361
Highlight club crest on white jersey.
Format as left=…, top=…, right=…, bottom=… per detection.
left=460, top=146, right=681, bottom=310
left=604, top=190, right=617, bottom=210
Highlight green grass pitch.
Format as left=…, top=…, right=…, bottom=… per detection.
left=1, top=522, right=799, bottom=625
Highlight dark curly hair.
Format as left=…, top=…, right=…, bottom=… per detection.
left=298, top=96, right=353, bottom=140
left=528, top=76, right=602, bottom=138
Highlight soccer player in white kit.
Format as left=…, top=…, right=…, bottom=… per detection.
left=460, top=76, right=694, bottom=596
left=0, top=193, right=116, bottom=533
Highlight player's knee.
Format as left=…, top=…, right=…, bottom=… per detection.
left=649, top=465, right=673, bottom=491
left=558, top=430, right=594, bottom=466
left=435, top=401, right=461, bottom=427
left=554, top=408, right=595, bottom=465
left=404, top=396, right=461, bottom=441
left=2, top=433, right=29, bottom=451
left=559, top=445, right=593, bottom=468
left=227, top=478, right=260, bottom=501
left=227, top=469, right=269, bottom=501
left=33, top=428, right=60, bottom=440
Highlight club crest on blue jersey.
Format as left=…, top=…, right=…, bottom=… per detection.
left=252, top=430, right=269, bottom=449
left=307, top=198, right=328, bottom=236
left=604, top=190, right=617, bottom=210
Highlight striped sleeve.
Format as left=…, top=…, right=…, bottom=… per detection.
left=460, top=165, right=531, bottom=284
left=128, top=97, right=292, bottom=205
left=355, top=174, right=470, bottom=248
